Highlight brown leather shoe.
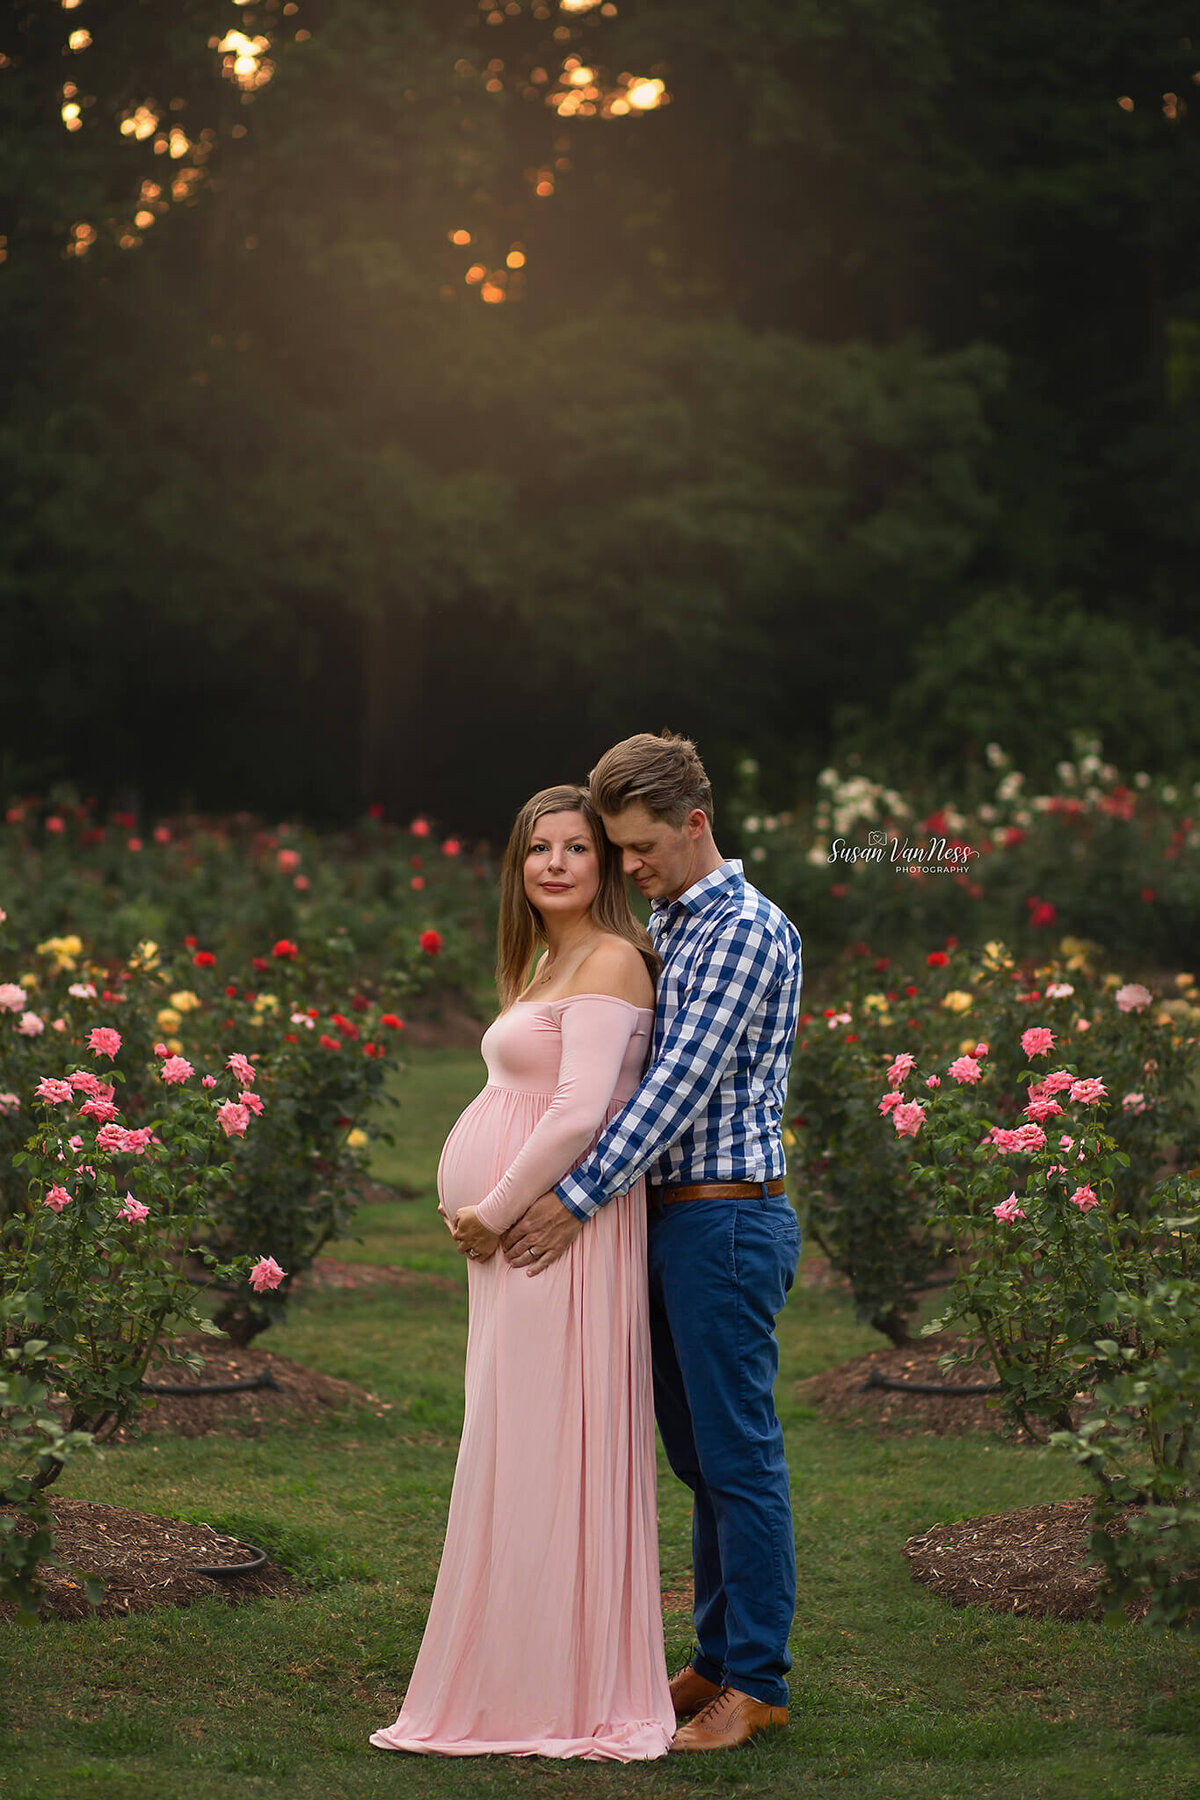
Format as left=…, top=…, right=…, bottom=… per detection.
left=670, top=1685, right=788, bottom=1752
left=668, top=1663, right=723, bottom=1719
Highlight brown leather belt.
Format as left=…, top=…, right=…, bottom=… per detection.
left=648, top=1179, right=786, bottom=1206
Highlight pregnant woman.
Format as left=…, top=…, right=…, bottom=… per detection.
left=369, top=784, right=675, bottom=1761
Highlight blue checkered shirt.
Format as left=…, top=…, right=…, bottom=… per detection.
left=555, top=860, right=803, bottom=1219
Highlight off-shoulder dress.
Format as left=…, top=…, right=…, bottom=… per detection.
left=368, top=993, right=675, bottom=1761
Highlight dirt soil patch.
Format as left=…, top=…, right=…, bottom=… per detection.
left=300, top=1257, right=458, bottom=1295
left=106, top=1334, right=383, bottom=1441
left=0, top=1498, right=300, bottom=1623
left=902, top=1496, right=1148, bottom=1622
left=798, top=1334, right=1035, bottom=1438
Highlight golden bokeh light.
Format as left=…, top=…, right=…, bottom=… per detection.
left=120, top=104, right=160, bottom=139
left=560, top=0, right=604, bottom=11
left=465, top=263, right=486, bottom=283
left=68, top=29, right=91, bottom=50
left=134, top=209, right=156, bottom=229
left=1117, top=95, right=1134, bottom=111
left=450, top=229, right=473, bottom=245
left=217, top=30, right=274, bottom=90
left=626, top=77, right=665, bottom=110
left=480, top=280, right=506, bottom=303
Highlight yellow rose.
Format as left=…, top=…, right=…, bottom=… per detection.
left=959, top=1037, right=978, bottom=1054
left=346, top=1128, right=369, bottom=1150
left=166, top=1036, right=183, bottom=1055
left=942, top=990, right=974, bottom=1013
left=156, top=1007, right=182, bottom=1032
left=1176, top=973, right=1195, bottom=991
left=253, top=992, right=279, bottom=1014
left=862, top=993, right=888, bottom=1013
left=981, top=939, right=1012, bottom=969
left=130, top=939, right=160, bottom=970
left=36, top=935, right=83, bottom=971
left=19, top=972, right=38, bottom=990
left=170, top=990, right=202, bottom=1013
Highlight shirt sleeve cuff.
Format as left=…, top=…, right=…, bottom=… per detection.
left=554, top=1174, right=601, bottom=1220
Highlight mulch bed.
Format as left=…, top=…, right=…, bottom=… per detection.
left=106, top=1334, right=386, bottom=1441
left=798, top=1334, right=1036, bottom=1438
left=902, top=1496, right=1149, bottom=1623
left=0, top=1498, right=300, bottom=1623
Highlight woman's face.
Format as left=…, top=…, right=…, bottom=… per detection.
left=523, top=810, right=601, bottom=922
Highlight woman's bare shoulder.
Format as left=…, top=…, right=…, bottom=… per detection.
left=567, top=935, right=655, bottom=1008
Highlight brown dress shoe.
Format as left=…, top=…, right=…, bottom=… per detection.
left=668, top=1664, right=723, bottom=1719
left=670, top=1685, right=788, bottom=1752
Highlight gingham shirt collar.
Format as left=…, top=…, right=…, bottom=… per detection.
left=652, top=858, right=745, bottom=924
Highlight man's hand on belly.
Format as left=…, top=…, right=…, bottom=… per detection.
left=501, top=1192, right=585, bottom=1276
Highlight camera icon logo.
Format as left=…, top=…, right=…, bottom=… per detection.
left=867, top=829, right=886, bottom=848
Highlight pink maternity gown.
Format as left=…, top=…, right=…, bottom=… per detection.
left=369, top=993, right=675, bottom=1761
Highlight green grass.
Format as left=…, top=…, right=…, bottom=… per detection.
left=3, top=1050, right=1199, bottom=1800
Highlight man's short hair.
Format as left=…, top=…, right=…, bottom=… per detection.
left=588, top=731, right=713, bottom=828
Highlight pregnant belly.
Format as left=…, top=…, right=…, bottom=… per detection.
left=436, top=1086, right=551, bottom=1223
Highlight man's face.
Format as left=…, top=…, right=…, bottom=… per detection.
left=598, top=802, right=707, bottom=904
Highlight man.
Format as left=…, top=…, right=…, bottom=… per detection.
left=501, top=730, right=803, bottom=1753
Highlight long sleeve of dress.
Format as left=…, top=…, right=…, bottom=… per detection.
left=472, top=996, right=645, bottom=1234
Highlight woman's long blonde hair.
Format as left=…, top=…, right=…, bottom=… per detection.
left=495, top=784, right=660, bottom=1009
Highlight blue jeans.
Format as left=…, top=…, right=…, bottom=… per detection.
left=647, top=1189, right=800, bottom=1708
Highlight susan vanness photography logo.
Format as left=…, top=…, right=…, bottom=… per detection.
left=827, top=829, right=980, bottom=876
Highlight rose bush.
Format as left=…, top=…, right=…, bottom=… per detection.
left=733, top=737, right=1200, bottom=972
left=0, top=800, right=493, bottom=996
left=791, top=938, right=1200, bottom=1347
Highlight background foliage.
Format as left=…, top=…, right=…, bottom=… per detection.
left=4, top=0, right=1200, bottom=829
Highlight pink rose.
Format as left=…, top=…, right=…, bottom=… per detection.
left=153, top=1042, right=169, bottom=1057
left=1115, top=983, right=1152, bottom=1014
left=79, top=1098, right=120, bottom=1123
left=35, top=1077, right=73, bottom=1105
left=202, top=1074, right=216, bottom=1089
left=886, top=1053, right=916, bottom=1086
left=947, top=1056, right=982, bottom=1085
left=1020, top=1026, right=1055, bottom=1059
left=892, top=1100, right=927, bottom=1138
left=95, top=1123, right=127, bottom=1151
left=120, top=1126, right=153, bottom=1154
left=68, top=982, right=97, bottom=999
left=17, top=1011, right=44, bottom=1037
left=87, top=1026, right=122, bottom=1059
left=1045, top=982, right=1074, bottom=999
left=1024, top=1097, right=1064, bottom=1122
left=294, top=874, right=310, bottom=891
left=227, top=1052, right=255, bottom=1087
left=988, top=1123, right=1046, bottom=1154
left=1040, top=1070, right=1076, bottom=1095
left=117, top=1194, right=149, bottom=1223
left=925, top=1074, right=941, bottom=1088
left=276, top=848, right=301, bottom=873
left=0, top=1092, right=19, bottom=1115
left=217, top=1100, right=250, bottom=1139
left=993, top=1194, right=1026, bottom=1222
left=43, top=1185, right=72, bottom=1212
left=1070, top=1078, right=1108, bottom=1106
left=973, top=1042, right=989, bottom=1058
left=239, top=1090, right=265, bottom=1116
left=1069, top=1184, right=1099, bottom=1213
left=878, top=1090, right=904, bottom=1116
left=0, top=982, right=25, bottom=1013
left=248, top=1254, right=286, bottom=1294
left=160, top=1056, right=195, bottom=1085
left=1122, top=1091, right=1147, bottom=1113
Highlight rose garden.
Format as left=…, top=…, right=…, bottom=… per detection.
left=0, top=752, right=1196, bottom=1800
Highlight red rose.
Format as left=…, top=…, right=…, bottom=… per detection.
left=926, top=951, right=950, bottom=967
left=184, top=936, right=198, bottom=949
left=350, top=994, right=369, bottom=1012
left=252, top=956, right=269, bottom=973
left=193, top=950, right=216, bottom=967
left=380, top=1014, right=404, bottom=1030
left=225, top=985, right=238, bottom=997
left=319, top=1034, right=341, bottom=1051
left=874, top=958, right=890, bottom=973
left=420, top=930, right=443, bottom=955
left=284, top=1033, right=298, bottom=1043
left=272, top=939, right=299, bottom=959
left=905, top=985, right=918, bottom=998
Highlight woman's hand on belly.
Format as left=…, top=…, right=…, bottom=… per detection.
left=451, top=1205, right=502, bottom=1261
